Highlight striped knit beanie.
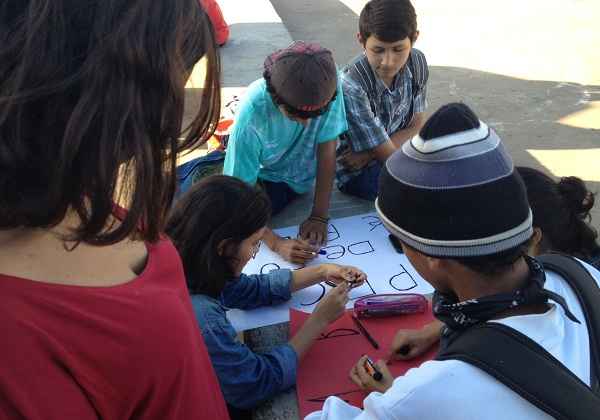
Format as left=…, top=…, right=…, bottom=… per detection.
left=376, top=103, right=532, bottom=258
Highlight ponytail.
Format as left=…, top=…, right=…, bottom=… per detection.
left=517, top=167, right=600, bottom=264
left=556, top=176, right=600, bottom=261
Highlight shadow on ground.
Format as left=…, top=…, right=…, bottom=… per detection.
left=265, top=67, right=600, bottom=230
left=220, top=22, right=292, bottom=88
left=269, top=0, right=361, bottom=65
left=184, top=0, right=600, bottom=231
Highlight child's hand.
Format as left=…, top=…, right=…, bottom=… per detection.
left=349, top=355, right=394, bottom=393
left=274, top=237, right=317, bottom=264
left=390, top=320, right=443, bottom=361
left=339, top=149, right=372, bottom=171
left=311, top=282, right=349, bottom=325
left=299, top=217, right=328, bottom=246
left=323, top=264, right=366, bottom=288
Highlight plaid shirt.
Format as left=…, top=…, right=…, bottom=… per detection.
left=336, top=49, right=428, bottom=187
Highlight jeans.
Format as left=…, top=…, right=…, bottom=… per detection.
left=175, top=150, right=225, bottom=200
left=338, top=162, right=381, bottom=201
left=176, top=154, right=300, bottom=215
left=260, top=180, right=300, bottom=216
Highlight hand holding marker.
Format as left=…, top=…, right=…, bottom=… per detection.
left=311, top=240, right=364, bottom=288
left=323, top=265, right=365, bottom=289
left=309, top=239, right=327, bottom=257
left=363, top=355, right=383, bottom=381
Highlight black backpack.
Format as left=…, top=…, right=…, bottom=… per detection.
left=437, top=254, right=600, bottom=420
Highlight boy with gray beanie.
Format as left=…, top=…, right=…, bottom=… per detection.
left=307, top=103, right=600, bottom=419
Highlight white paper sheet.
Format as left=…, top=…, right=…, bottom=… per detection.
left=226, top=212, right=434, bottom=331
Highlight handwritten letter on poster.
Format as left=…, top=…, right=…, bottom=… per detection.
left=226, top=212, right=434, bottom=331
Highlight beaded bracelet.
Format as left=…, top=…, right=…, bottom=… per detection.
left=307, top=215, right=330, bottom=224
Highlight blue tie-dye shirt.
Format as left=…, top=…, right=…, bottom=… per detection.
left=223, top=76, right=348, bottom=193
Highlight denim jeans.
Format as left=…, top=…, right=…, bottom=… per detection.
left=260, top=180, right=300, bottom=216
left=338, top=162, right=381, bottom=201
left=176, top=153, right=300, bottom=215
left=175, top=151, right=225, bottom=200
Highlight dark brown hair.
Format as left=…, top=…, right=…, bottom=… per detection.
left=517, top=167, right=600, bottom=263
left=359, top=0, right=418, bottom=44
left=166, top=176, right=271, bottom=297
left=0, top=0, right=221, bottom=245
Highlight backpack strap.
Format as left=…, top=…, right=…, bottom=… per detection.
left=342, top=55, right=378, bottom=116
left=402, top=49, right=428, bottom=127
left=343, top=49, right=429, bottom=120
left=406, top=48, right=428, bottom=101
left=537, top=253, right=600, bottom=391
left=437, top=323, right=600, bottom=420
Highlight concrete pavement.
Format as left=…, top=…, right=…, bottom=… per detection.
left=181, top=4, right=600, bottom=418
left=187, top=0, right=599, bottom=229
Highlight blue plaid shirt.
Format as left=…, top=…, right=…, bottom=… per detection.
left=191, top=269, right=297, bottom=409
left=336, top=49, right=428, bottom=188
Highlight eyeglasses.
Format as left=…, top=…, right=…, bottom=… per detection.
left=251, top=241, right=262, bottom=259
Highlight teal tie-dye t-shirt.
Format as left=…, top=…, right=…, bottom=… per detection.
left=223, top=76, right=347, bottom=193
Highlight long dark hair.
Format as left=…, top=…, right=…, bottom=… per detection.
left=517, top=167, right=600, bottom=263
left=166, top=176, right=271, bottom=297
left=0, top=0, right=221, bottom=245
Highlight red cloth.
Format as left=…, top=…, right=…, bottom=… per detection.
left=200, top=0, right=230, bottom=46
left=0, top=238, right=229, bottom=420
left=291, top=308, right=438, bottom=418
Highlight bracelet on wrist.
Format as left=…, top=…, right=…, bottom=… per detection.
left=308, top=215, right=330, bottom=224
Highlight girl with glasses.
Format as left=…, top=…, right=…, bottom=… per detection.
left=167, top=175, right=366, bottom=419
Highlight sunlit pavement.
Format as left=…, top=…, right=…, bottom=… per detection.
left=184, top=0, right=600, bottom=228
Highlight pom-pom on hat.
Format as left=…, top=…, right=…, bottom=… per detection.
left=376, top=103, right=532, bottom=258
left=264, top=41, right=337, bottom=112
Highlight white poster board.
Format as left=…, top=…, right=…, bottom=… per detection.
left=226, top=212, right=433, bottom=331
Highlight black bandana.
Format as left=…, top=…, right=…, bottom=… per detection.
left=433, top=256, right=580, bottom=348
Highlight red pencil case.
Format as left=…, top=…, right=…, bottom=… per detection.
left=353, top=293, right=427, bottom=318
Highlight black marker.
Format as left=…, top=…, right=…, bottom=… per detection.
left=363, top=355, right=383, bottom=381
left=352, top=314, right=379, bottom=349
left=398, top=345, right=410, bottom=356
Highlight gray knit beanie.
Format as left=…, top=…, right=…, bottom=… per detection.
left=376, top=103, right=532, bottom=257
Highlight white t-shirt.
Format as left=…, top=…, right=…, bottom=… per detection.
left=306, top=262, right=599, bottom=420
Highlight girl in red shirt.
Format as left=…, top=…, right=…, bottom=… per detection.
left=0, top=1, right=228, bottom=419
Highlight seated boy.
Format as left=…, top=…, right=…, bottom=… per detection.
left=337, top=0, right=428, bottom=200
left=307, top=103, right=600, bottom=419
left=223, top=41, right=347, bottom=263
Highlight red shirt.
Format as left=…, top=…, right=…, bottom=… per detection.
left=0, top=238, right=229, bottom=420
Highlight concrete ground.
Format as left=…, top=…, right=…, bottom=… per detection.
left=184, top=0, right=600, bottom=230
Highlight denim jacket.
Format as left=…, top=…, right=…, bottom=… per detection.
left=191, top=269, right=297, bottom=409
